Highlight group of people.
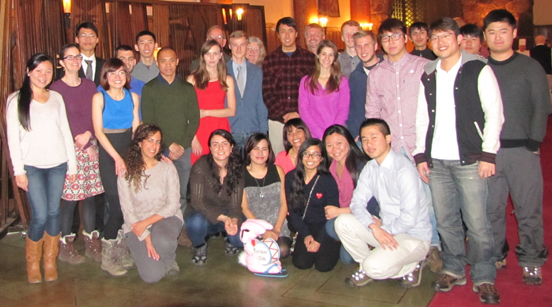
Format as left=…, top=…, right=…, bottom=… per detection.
left=6, top=7, right=551, bottom=305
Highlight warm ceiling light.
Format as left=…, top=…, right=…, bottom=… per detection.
left=62, top=0, right=71, bottom=14
left=319, top=17, right=328, bottom=28
left=236, top=8, right=244, bottom=21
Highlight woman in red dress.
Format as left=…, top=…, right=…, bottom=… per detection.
left=187, top=40, right=236, bottom=164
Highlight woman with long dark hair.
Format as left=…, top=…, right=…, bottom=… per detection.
left=298, top=40, right=350, bottom=139
left=274, top=118, right=312, bottom=174
left=285, top=138, right=340, bottom=272
left=241, top=133, right=291, bottom=258
left=92, top=58, right=140, bottom=276
left=184, top=129, right=244, bottom=265
left=118, top=124, right=183, bottom=283
left=50, top=44, right=104, bottom=264
left=6, top=53, right=77, bottom=283
left=187, top=40, right=236, bottom=164
left=322, top=125, right=369, bottom=264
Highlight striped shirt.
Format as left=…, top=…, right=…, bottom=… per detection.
left=262, top=45, right=315, bottom=123
left=366, top=52, right=429, bottom=159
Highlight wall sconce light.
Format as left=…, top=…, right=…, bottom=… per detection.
left=236, top=8, right=244, bottom=21
left=319, top=17, right=328, bottom=28
left=62, top=0, right=71, bottom=14
left=310, top=17, right=319, bottom=24
left=360, top=23, right=373, bottom=31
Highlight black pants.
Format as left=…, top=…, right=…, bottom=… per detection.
left=99, top=130, right=132, bottom=240
left=292, top=221, right=341, bottom=272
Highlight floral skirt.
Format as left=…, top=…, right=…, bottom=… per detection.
left=62, top=139, right=104, bottom=201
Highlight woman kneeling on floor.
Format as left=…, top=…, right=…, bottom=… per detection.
left=286, top=138, right=341, bottom=272
left=118, top=124, right=183, bottom=283
left=184, top=129, right=244, bottom=265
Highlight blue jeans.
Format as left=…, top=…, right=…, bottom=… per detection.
left=428, top=159, right=496, bottom=284
left=25, top=163, right=67, bottom=241
left=231, top=132, right=254, bottom=157
left=325, top=218, right=355, bottom=264
left=185, top=212, right=243, bottom=248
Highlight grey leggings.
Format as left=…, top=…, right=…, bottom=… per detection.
left=60, top=197, right=96, bottom=236
left=126, top=216, right=182, bottom=283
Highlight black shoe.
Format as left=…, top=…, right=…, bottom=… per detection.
left=225, top=238, right=239, bottom=255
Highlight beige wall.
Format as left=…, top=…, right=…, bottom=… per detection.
left=534, top=0, right=552, bottom=25
left=247, top=0, right=293, bottom=25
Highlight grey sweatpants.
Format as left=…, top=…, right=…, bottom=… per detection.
left=487, top=147, right=547, bottom=267
left=126, top=216, right=183, bottom=283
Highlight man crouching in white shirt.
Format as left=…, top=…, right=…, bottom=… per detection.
left=335, top=118, right=431, bottom=288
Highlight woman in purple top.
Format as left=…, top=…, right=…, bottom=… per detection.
left=322, top=125, right=368, bottom=264
left=298, top=40, right=350, bottom=139
left=50, top=44, right=104, bottom=265
left=274, top=118, right=312, bottom=174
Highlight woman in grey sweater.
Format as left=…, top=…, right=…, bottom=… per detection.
left=118, top=124, right=183, bottom=283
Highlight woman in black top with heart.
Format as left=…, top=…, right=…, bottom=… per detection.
left=285, top=138, right=340, bottom=272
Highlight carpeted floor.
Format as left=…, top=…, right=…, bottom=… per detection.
left=428, top=117, right=552, bottom=306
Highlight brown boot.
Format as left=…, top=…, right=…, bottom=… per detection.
left=59, top=234, right=86, bottom=264
left=43, top=232, right=61, bottom=281
left=177, top=227, right=192, bottom=247
left=25, top=236, right=43, bottom=283
left=82, top=230, right=102, bottom=262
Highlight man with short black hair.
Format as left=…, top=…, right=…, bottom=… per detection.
left=304, top=23, right=325, bottom=54
left=226, top=31, right=268, bottom=151
left=484, top=9, right=551, bottom=285
left=338, top=20, right=361, bottom=78
left=100, top=45, right=145, bottom=98
left=414, top=17, right=503, bottom=304
left=262, top=17, right=315, bottom=154
left=336, top=118, right=431, bottom=289
left=133, top=30, right=159, bottom=83
left=141, top=47, right=200, bottom=247
left=409, top=22, right=436, bottom=60
left=460, top=24, right=484, bottom=55
left=346, top=30, right=381, bottom=140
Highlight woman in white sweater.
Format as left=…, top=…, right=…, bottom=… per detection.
left=6, top=53, right=77, bottom=283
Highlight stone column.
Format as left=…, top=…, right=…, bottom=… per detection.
left=350, top=0, right=371, bottom=23
left=293, top=0, right=318, bottom=49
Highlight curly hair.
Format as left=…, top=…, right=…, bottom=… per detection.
left=206, top=129, right=243, bottom=196
left=124, top=124, right=164, bottom=192
left=287, top=138, right=329, bottom=212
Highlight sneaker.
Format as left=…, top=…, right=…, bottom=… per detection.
left=345, top=269, right=372, bottom=288
left=473, top=283, right=500, bottom=304
left=165, top=261, right=180, bottom=276
left=426, top=246, right=443, bottom=273
left=401, top=261, right=423, bottom=288
left=433, top=273, right=466, bottom=292
left=225, top=238, right=239, bottom=255
left=495, top=258, right=507, bottom=270
left=522, top=266, right=542, bottom=285
left=192, top=244, right=207, bottom=266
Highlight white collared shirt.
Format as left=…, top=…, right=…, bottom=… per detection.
left=232, top=60, right=247, bottom=89
left=81, top=53, right=97, bottom=81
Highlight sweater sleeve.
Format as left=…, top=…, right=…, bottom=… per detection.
left=183, top=87, right=200, bottom=147
left=314, top=175, right=339, bottom=243
left=141, top=83, right=155, bottom=125
left=477, top=66, right=504, bottom=159
left=334, top=77, right=350, bottom=126
left=285, top=172, right=311, bottom=238
left=189, top=159, right=220, bottom=224
left=298, top=77, right=321, bottom=137
left=413, top=81, right=429, bottom=163
left=527, top=63, right=552, bottom=150
left=5, top=93, right=26, bottom=176
left=255, top=71, right=269, bottom=134
left=154, top=162, right=182, bottom=219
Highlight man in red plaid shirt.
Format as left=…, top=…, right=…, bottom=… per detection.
left=262, top=17, right=315, bottom=153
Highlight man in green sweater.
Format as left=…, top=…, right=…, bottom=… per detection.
left=141, top=47, right=200, bottom=246
left=484, top=9, right=551, bottom=285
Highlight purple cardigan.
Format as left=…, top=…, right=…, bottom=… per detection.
left=298, top=75, right=350, bottom=139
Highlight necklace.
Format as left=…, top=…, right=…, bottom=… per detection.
left=254, top=175, right=266, bottom=198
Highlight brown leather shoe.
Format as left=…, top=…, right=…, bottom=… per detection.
left=25, top=236, right=43, bottom=283
left=177, top=227, right=192, bottom=247
left=433, top=273, right=467, bottom=292
left=473, top=283, right=500, bottom=304
left=83, top=230, right=102, bottom=262
left=43, top=232, right=61, bottom=281
left=59, top=234, right=86, bottom=264
left=426, top=246, right=443, bottom=273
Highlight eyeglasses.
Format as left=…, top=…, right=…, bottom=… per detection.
left=380, top=33, right=403, bottom=43
left=247, top=46, right=259, bottom=52
left=430, top=33, right=454, bottom=42
left=303, top=151, right=322, bottom=160
left=63, top=55, right=83, bottom=61
left=209, top=35, right=224, bottom=40
left=107, top=71, right=127, bottom=77
left=78, top=33, right=97, bottom=38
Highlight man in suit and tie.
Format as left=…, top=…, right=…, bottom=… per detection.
left=226, top=30, right=268, bottom=152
